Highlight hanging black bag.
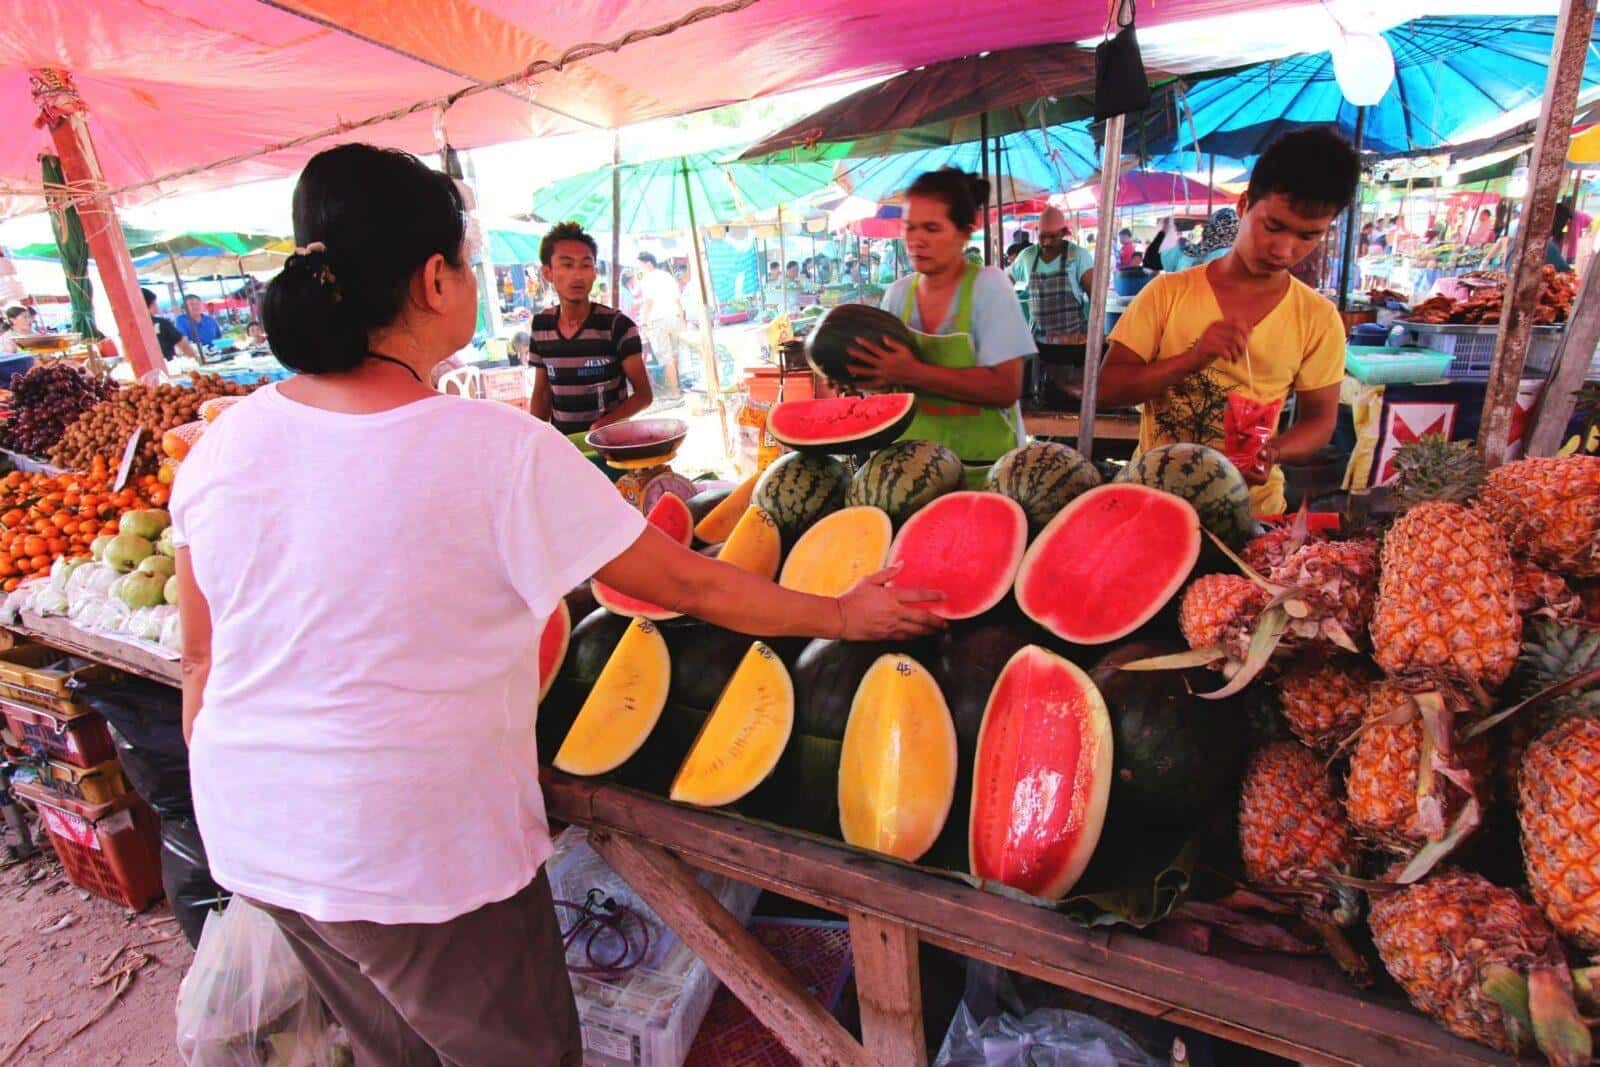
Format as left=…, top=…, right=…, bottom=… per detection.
left=1095, top=0, right=1151, bottom=121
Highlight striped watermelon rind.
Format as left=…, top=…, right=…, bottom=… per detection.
left=985, top=442, right=1102, bottom=529
left=753, top=452, right=849, bottom=540
left=1114, top=443, right=1256, bottom=549
left=847, top=440, right=963, bottom=527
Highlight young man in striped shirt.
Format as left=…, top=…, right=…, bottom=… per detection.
left=529, top=222, right=653, bottom=433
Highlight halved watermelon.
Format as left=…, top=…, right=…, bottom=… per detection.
left=1014, top=484, right=1200, bottom=644
left=537, top=600, right=571, bottom=702
left=886, top=491, right=1027, bottom=620
left=768, top=394, right=917, bottom=454
left=969, top=645, right=1112, bottom=899
left=646, top=493, right=694, bottom=546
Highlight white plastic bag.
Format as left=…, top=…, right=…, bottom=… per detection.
left=176, top=898, right=343, bottom=1066
left=160, top=611, right=184, bottom=652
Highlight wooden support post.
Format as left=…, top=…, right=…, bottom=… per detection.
left=1478, top=0, right=1597, bottom=465
left=1079, top=113, right=1126, bottom=459
left=1526, top=263, right=1600, bottom=457
left=30, top=69, right=161, bottom=379
left=589, top=831, right=871, bottom=1067
left=681, top=159, right=732, bottom=457
left=848, top=910, right=927, bottom=1067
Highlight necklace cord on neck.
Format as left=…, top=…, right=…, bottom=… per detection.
left=366, top=352, right=424, bottom=384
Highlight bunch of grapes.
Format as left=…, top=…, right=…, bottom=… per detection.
left=0, top=364, right=118, bottom=457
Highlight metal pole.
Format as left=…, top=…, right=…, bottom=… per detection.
left=1079, top=113, right=1126, bottom=460
left=980, top=113, right=992, bottom=266
left=776, top=204, right=789, bottom=319
left=994, top=132, right=1005, bottom=264
left=164, top=246, right=189, bottom=306
left=682, top=159, right=732, bottom=457
left=1206, top=154, right=1215, bottom=216
left=1479, top=0, right=1597, bottom=466
left=610, top=132, right=622, bottom=310
left=1337, top=106, right=1367, bottom=312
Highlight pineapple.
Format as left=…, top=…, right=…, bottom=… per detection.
left=1345, top=681, right=1491, bottom=851
left=1503, top=620, right=1600, bottom=793
left=1178, top=574, right=1269, bottom=653
left=1369, top=868, right=1584, bottom=1059
left=1390, top=435, right=1484, bottom=513
left=1238, top=742, right=1361, bottom=924
left=1242, top=524, right=1310, bottom=576
left=1520, top=717, right=1600, bottom=952
left=1512, top=558, right=1583, bottom=620
left=1270, top=539, right=1379, bottom=646
left=1481, top=456, right=1600, bottom=579
left=1277, top=656, right=1376, bottom=751
left=1371, top=501, right=1521, bottom=696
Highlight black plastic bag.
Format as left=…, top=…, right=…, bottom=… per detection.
left=81, top=677, right=191, bottom=818
left=163, top=817, right=225, bottom=948
left=1094, top=0, right=1151, bottom=121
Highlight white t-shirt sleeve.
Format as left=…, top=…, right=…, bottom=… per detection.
left=971, top=267, right=1038, bottom=367
left=879, top=277, right=911, bottom=318
left=495, top=425, right=648, bottom=619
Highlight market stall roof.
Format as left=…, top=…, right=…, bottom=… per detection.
left=0, top=0, right=1282, bottom=215
left=1140, top=15, right=1600, bottom=158
left=833, top=124, right=1100, bottom=203
left=1059, top=170, right=1228, bottom=209
left=11, top=229, right=284, bottom=261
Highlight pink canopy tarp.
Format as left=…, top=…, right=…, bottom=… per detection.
left=1061, top=170, right=1230, bottom=210
left=0, top=0, right=1282, bottom=215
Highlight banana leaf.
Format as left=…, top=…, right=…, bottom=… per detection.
left=41, top=154, right=98, bottom=339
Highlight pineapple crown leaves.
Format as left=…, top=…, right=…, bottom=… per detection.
left=1390, top=434, right=1486, bottom=513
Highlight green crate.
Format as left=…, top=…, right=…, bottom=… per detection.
left=1345, top=346, right=1454, bottom=385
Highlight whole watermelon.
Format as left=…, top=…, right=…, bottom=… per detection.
left=803, top=304, right=920, bottom=387
left=1115, top=443, right=1257, bottom=549
left=847, top=440, right=962, bottom=527
left=1090, top=641, right=1244, bottom=828
left=986, top=441, right=1101, bottom=530
left=754, top=452, right=848, bottom=542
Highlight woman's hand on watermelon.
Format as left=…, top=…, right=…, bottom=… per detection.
left=836, top=564, right=947, bottom=640
left=846, top=336, right=919, bottom=390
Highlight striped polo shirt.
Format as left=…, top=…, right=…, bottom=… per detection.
left=528, top=303, right=643, bottom=433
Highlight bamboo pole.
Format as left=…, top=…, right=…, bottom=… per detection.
left=610, top=132, right=622, bottom=311
left=1479, top=0, right=1598, bottom=465
left=1080, top=113, right=1126, bottom=459
left=777, top=204, right=789, bottom=318
left=682, top=159, right=731, bottom=456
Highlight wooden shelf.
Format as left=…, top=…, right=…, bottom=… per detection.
left=9, top=612, right=181, bottom=687
left=1023, top=410, right=1143, bottom=441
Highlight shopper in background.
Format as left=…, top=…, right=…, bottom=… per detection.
left=0, top=305, right=35, bottom=354
left=173, top=294, right=222, bottom=349
left=636, top=251, right=686, bottom=401
left=1116, top=228, right=1141, bottom=269
left=1161, top=207, right=1238, bottom=272
left=1547, top=204, right=1575, bottom=272
left=509, top=330, right=532, bottom=366
left=142, top=289, right=197, bottom=363
left=176, top=142, right=943, bottom=1067
left=1468, top=208, right=1496, bottom=247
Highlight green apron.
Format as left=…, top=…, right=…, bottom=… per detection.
left=897, top=262, right=1019, bottom=472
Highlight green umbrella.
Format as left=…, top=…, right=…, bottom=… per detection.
left=533, top=153, right=834, bottom=234
left=40, top=154, right=98, bottom=339
left=11, top=228, right=280, bottom=262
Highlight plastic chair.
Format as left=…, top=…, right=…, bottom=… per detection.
left=436, top=365, right=483, bottom=398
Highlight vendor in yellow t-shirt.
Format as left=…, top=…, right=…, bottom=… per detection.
left=1099, top=128, right=1360, bottom=515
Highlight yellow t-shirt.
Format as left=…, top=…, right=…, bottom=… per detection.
left=1108, top=266, right=1346, bottom=515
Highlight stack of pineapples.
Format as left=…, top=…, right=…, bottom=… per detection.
left=1181, top=440, right=1600, bottom=1062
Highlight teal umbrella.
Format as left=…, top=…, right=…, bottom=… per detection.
left=486, top=229, right=546, bottom=265
left=533, top=153, right=834, bottom=234
left=11, top=228, right=279, bottom=261
left=40, top=154, right=98, bottom=339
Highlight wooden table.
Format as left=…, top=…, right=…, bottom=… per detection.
left=1023, top=409, right=1142, bottom=442
left=4, top=618, right=1510, bottom=1067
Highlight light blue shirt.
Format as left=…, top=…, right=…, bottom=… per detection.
left=1160, top=244, right=1229, bottom=273
left=1008, top=243, right=1095, bottom=305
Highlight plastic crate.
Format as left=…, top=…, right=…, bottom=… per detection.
left=37, top=757, right=128, bottom=805
left=1345, top=346, right=1454, bottom=385
left=548, top=827, right=760, bottom=1067
left=1395, top=322, right=1562, bottom=379
left=0, top=699, right=115, bottom=768
left=13, top=779, right=163, bottom=910
left=0, top=644, right=119, bottom=716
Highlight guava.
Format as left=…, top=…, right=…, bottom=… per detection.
left=118, top=509, right=170, bottom=540
left=104, top=534, right=154, bottom=574
left=164, top=575, right=179, bottom=606
left=156, top=526, right=176, bottom=559
left=115, top=571, right=167, bottom=610
left=138, top=555, right=175, bottom=579
left=91, top=535, right=113, bottom=562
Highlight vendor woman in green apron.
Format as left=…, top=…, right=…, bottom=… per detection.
left=847, top=168, right=1036, bottom=469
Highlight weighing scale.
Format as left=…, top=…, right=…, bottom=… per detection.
left=586, top=418, right=697, bottom=514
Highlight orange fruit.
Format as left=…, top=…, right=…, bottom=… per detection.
left=1, top=509, right=23, bottom=528
left=21, top=536, right=46, bottom=558
left=29, top=554, right=50, bottom=572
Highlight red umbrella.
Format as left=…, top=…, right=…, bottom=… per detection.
left=1064, top=171, right=1227, bottom=209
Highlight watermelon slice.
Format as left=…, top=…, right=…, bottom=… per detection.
left=969, top=645, right=1112, bottom=900
left=537, top=599, right=571, bottom=702
left=1015, top=484, right=1200, bottom=644
left=768, top=394, right=917, bottom=454
left=592, top=493, right=692, bottom=620
left=886, top=491, right=1027, bottom=620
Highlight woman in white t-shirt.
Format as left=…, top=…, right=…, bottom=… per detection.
left=170, top=144, right=944, bottom=1067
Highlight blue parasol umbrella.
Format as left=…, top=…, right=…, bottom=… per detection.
left=1146, top=15, right=1600, bottom=158
left=833, top=124, right=1100, bottom=204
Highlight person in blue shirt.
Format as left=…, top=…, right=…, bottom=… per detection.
left=1160, top=207, right=1239, bottom=273
left=173, top=295, right=223, bottom=348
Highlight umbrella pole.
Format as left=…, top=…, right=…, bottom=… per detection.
left=980, top=113, right=992, bottom=266
left=993, top=133, right=1004, bottom=263
left=166, top=246, right=189, bottom=306
left=681, top=158, right=731, bottom=458
left=1206, top=154, right=1215, bottom=216
left=1337, top=106, right=1366, bottom=312
left=777, top=204, right=788, bottom=319
left=610, top=132, right=622, bottom=311
left=1484, top=0, right=1599, bottom=462
left=1079, top=113, right=1126, bottom=460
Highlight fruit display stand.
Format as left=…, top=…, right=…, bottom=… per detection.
left=0, top=615, right=1511, bottom=1066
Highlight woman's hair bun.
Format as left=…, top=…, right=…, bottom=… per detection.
left=904, top=167, right=989, bottom=231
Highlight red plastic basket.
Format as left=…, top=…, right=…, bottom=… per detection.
left=13, top=780, right=163, bottom=911
left=0, top=699, right=115, bottom=768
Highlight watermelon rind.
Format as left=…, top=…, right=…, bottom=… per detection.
left=537, top=599, right=572, bottom=702
left=969, top=644, right=1113, bottom=900
left=847, top=439, right=963, bottom=527
left=768, top=394, right=917, bottom=454
left=1114, top=443, right=1256, bottom=549
left=645, top=493, right=694, bottom=547
left=986, top=441, right=1102, bottom=529
left=753, top=452, right=849, bottom=540
left=1014, top=483, right=1201, bottom=645
left=887, top=491, right=1028, bottom=620
left=804, top=304, right=921, bottom=387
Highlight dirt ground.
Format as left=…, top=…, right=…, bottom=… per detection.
left=0, top=846, right=190, bottom=1067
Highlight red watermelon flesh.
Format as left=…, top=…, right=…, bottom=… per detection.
left=886, top=492, right=1027, bottom=620
left=646, top=493, right=694, bottom=546
left=591, top=496, right=692, bottom=620
left=768, top=393, right=916, bottom=453
left=537, top=600, right=571, bottom=701
left=1014, top=483, right=1200, bottom=644
left=969, top=645, right=1112, bottom=900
